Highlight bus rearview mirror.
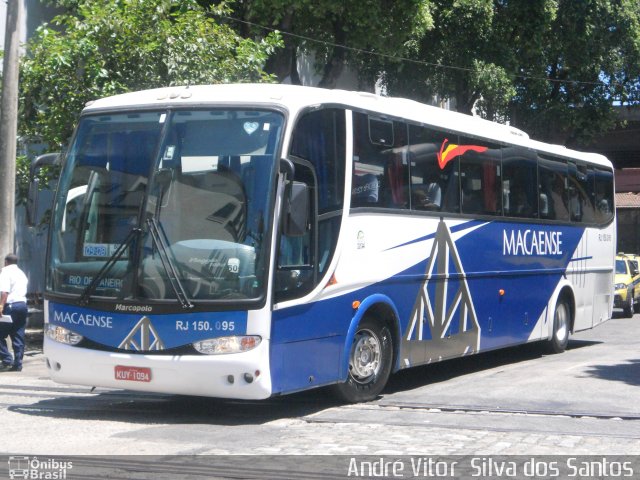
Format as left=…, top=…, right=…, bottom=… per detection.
left=26, top=179, right=40, bottom=227
left=284, top=182, right=309, bottom=237
left=26, top=152, right=61, bottom=227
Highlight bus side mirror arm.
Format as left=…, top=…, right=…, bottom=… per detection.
left=279, top=157, right=295, bottom=199
left=279, top=157, right=295, bottom=178
left=26, top=152, right=60, bottom=227
left=26, top=179, right=40, bottom=227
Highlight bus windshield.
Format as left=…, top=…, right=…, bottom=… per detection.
left=48, top=109, right=284, bottom=304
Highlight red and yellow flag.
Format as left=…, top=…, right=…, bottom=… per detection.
left=437, top=139, right=488, bottom=169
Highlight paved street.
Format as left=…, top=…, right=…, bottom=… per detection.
left=1, top=312, right=639, bottom=458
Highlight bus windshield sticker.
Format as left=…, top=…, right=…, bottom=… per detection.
left=244, top=121, right=259, bottom=135
left=83, top=243, right=127, bottom=258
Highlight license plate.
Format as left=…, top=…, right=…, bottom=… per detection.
left=114, top=365, right=151, bottom=382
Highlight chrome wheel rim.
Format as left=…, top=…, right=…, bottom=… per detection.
left=350, top=328, right=382, bottom=383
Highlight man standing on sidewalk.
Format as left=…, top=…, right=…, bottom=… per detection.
left=0, top=253, right=28, bottom=372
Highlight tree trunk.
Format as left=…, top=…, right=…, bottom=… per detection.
left=263, top=11, right=301, bottom=84
left=0, top=1, right=22, bottom=258
left=317, top=22, right=346, bottom=89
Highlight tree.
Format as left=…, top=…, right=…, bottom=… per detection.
left=507, top=0, right=640, bottom=144
left=380, top=0, right=515, bottom=119
left=381, top=0, right=640, bottom=145
left=20, top=0, right=282, bottom=149
left=229, top=0, right=432, bottom=89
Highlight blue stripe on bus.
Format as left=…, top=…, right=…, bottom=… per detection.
left=569, top=256, right=593, bottom=262
left=271, top=221, right=587, bottom=395
left=48, top=302, right=248, bottom=349
left=385, top=219, right=485, bottom=251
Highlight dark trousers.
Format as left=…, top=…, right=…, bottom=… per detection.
left=0, top=301, right=28, bottom=369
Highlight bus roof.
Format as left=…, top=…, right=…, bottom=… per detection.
left=83, top=83, right=612, bottom=169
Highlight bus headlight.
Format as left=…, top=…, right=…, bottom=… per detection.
left=193, top=336, right=261, bottom=355
left=45, top=324, right=84, bottom=345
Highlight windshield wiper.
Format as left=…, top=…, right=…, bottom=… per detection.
left=78, top=227, right=142, bottom=306
left=146, top=217, right=194, bottom=309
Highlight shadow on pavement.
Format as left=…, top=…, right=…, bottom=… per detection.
left=583, top=358, right=640, bottom=387
left=383, top=338, right=601, bottom=394
left=8, top=382, right=341, bottom=426
left=16, top=330, right=343, bottom=426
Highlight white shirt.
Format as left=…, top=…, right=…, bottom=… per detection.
left=0, top=264, right=28, bottom=304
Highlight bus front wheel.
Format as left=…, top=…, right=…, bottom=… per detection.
left=547, top=297, right=570, bottom=353
left=333, top=317, right=393, bottom=403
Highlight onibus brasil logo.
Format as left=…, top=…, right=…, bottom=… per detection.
left=8, top=456, right=73, bottom=479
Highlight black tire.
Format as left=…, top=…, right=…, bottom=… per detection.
left=634, top=295, right=640, bottom=314
left=547, top=297, right=570, bottom=353
left=332, top=317, right=393, bottom=403
left=624, top=290, right=634, bottom=318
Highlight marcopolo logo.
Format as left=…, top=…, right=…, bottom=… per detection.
left=8, top=456, right=72, bottom=479
left=114, top=304, right=153, bottom=313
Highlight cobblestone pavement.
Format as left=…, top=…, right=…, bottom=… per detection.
left=2, top=325, right=639, bottom=456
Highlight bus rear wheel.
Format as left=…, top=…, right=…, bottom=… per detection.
left=547, top=297, right=570, bottom=353
left=333, top=317, right=393, bottom=403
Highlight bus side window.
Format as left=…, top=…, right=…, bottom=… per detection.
left=408, top=124, right=459, bottom=213
left=539, top=155, right=569, bottom=222
left=277, top=108, right=346, bottom=302
left=382, top=122, right=409, bottom=209
left=352, top=113, right=407, bottom=208
left=501, top=147, right=538, bottom=219
left=594, top=167, right=614, bottom=223
left=461, top=164, right=484, bottom=214
left=459, top=136, right=501, bottom=216
left=569, top=162, right=596, bottom=223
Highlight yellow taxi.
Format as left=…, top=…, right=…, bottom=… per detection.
left=625, top=254, right=640, bottom=302
left=614, top=253, right=640, bottom=317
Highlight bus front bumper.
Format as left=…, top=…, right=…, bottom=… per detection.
left=43, top=336, right=272, bottom=400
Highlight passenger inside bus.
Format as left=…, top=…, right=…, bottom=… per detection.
left=412, top=177, right=441, bottom=210
left=512, top=185, right=533, bottom=217
left=461, top=175, right=484, bottom=214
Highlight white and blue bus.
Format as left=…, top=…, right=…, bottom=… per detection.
left=43, top=84, right=615, bottom=402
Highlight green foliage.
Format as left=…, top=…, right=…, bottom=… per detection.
left=20, top=0, right=282, bottom=149
left=382, top=0, right=640, bottom=144
left=508, top=0, right=640, bottom=144
left=468, top=60, right=517, bottom=123
left=21, top=0, right=640, bottom=147
left=235, top=0, right=432, bottom=88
